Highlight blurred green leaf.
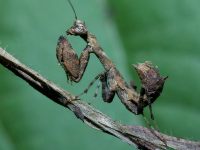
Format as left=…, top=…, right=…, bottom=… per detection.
left=108, top=0, right=200, bottom=140
left=0, top=0, right=141, bottom=150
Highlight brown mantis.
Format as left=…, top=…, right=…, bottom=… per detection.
left=56, top=0, right=167, bottom=120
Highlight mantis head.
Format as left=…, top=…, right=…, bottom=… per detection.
left=66, top=20, right=88, bottom=36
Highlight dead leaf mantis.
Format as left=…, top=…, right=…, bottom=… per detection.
left=56, top=0, right=167, bottom=120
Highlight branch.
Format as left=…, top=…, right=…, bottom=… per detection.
left=0, top=47, right=199, bottom=150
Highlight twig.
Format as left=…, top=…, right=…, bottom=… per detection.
left=0, top=47, right=199, bottom=150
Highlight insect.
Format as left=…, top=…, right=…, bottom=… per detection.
left=56, top=0, right=167, bottom=119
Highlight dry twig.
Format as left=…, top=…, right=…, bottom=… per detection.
left=0, top=47, right=200, bottom=150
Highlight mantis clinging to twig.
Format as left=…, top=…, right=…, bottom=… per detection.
left=56, top=0, right=167, bottom=120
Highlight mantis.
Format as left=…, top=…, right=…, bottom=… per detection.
left=56, top=0, right=167, bottom=120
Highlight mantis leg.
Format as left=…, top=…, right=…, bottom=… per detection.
left=56, top=36, right=91, bottom=83
left=99, top=72, right=115, bottom=103
left=76, top=72, right=105, bottom=97
left=77, top=71, right=116, bottom=102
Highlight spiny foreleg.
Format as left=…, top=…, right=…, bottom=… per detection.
left=56, top=36, right=91, bottom=83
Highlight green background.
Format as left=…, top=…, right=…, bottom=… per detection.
left=0, top=0, right=200, bottom=150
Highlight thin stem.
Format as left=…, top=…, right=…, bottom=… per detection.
left=0, top=47, right=200, bottom=150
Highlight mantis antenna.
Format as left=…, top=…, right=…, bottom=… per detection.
left=67, top=0, right=78, bottom=20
